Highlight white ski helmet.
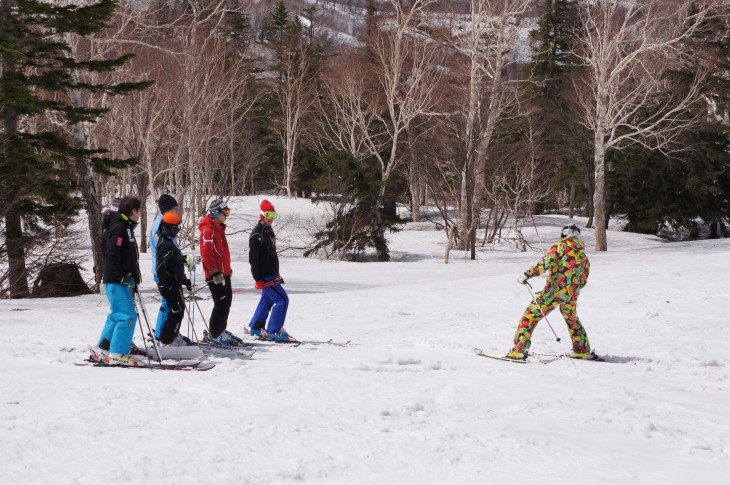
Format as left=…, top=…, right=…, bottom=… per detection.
left=561, top=224, right=581, bottom=238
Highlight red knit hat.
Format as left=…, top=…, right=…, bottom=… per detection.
left=259, top=199, right=276, bottom=220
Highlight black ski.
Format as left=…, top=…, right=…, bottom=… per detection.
left=196, top=340, right=255, bottom=350
left=196, top=342, right=256, bottom=359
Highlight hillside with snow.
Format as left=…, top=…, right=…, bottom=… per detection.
left=1, top=196, right=729, bottom=484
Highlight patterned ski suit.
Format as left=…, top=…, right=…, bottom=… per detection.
left=512, top=235, right=591, bottom=353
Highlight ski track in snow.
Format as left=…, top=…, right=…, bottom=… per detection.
left=1, top=196, right=729, bottom=484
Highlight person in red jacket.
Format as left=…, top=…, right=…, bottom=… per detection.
left=198, top=199, right=238, bottom=345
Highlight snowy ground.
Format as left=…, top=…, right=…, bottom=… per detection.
left=1, top=196, right=729, bottom=485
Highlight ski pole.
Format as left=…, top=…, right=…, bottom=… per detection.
left=135, top=288, right=164, bottom=363
left=132, top=292, right=153, bottom=367
left=180, top=287, right=201, bottom=343
left=189, top=263, right=195, bottom=339
left=193, top=296, right=211, bottom=334
left=523, top=282, right=561, bottom=343
left=527, top=206, right=544, bottom=251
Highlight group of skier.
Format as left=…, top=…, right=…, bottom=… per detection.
left=91, top=194, right=597, bottom=365
left=91, top=196, right=291, bottom=366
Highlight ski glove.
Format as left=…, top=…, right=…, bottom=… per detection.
left=518, top=273, right=529, bottom=285
left=255, top=280, right=265, bottom=290
left=122, top=274, right=136, bottom=289
left=184, top=278, right=192, bottom=292
left=276, top=274, right=285, bottom=285
left=184, top=255, right=200, bottom=272
left=210, top=270, right=224, bottom=285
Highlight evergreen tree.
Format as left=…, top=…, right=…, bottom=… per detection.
left=268, top=1, right=289, bottom=44
left=364, top=0, right=378, bottom=39
left=608, top=122, right=729, bottom=235
left=0, top=0, right=150, bottom=298
left=530, top=0, right=581, bottom=83
left=226, top=4, right=252, bottom=49
left=524, top=0, right=591, bottom=217
left=304, top=151, right=402, bottom=261
left=608, top=3, right=730, bottom=236
left=301, top=6, right=321, bottom=46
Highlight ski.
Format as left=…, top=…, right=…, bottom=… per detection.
left=200, top=330, right=248, bottom=348
left=527, top=352, right=565, bottom=358
left=250, top=337, right=302, bottom=346
left=196, top=342, right=256, bottom=359
left=473, top=348, right=528, bottom=364
left=246, top=337, right=351, bottom=347
left=296, top=339, right=351, bottom=347
left=196, top=340, right=255, bottom=350
left=242, top=328, right=349, bottom=347
left=473, top=348, right=609, bottom=364
left=76, top=358, right=215, bottom=371
left=530, top=351, right=608, bottom=362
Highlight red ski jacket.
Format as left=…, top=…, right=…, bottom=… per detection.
left=198, top=215, right=231, bottom=279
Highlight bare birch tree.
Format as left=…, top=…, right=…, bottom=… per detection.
left=488, top=96, right=552, bottom=251
left=363, top=0, right=443, bottom=197
left=317, top=54, right=377, bottom=163
left=113, top=1, right=261, bottom=248
left=573, top=0, right=715, bottom=250
left=449, top=0, right=531, bottom=256
left=272, top=18, right=321, bottom=198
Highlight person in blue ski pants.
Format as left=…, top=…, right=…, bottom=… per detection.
left=249, top=199, right=290, bottom=341
left=97, top=196, right=143, bottom=357
left=150, top=194, right=179, bottom=339
left=250, top=275, right=289, bottom=334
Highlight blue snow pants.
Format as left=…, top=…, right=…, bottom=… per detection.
left=249, top=275, right=289, bottom=334
left=98, top=283, right=137, bottom=354
left=153, top=276, right=169, bottom=339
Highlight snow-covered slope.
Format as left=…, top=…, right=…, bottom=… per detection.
left=1, top=196, right=728, bottom=484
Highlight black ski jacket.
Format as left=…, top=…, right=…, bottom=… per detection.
left=100, top=211, right=114, bottom=258
left=156, top=235, right=186, bottom=289
left=102, top=213, right=141, bottom=285
left=249, top=222, right=279, bottom=281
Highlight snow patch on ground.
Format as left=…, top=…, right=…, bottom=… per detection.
left=1, top=196, right=729, bottom=484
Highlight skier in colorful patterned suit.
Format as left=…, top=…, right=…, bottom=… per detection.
left=507, top=224, right=595, bottom=360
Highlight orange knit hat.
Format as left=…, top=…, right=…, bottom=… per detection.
left=162, top=212, right=181, bottom=225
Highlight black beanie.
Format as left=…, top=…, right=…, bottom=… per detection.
left=158, top=194, right=178, bottom=214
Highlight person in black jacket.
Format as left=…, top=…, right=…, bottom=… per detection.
left=95, top=196, right=145, bottom=365
left=155, top=212, right=192, bottom=345
left=99, top=199, right=119, bottom=259
left=248, top=199, right=291, bottom=342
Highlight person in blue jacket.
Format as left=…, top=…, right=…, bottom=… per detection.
left=150, top=194, right=179, bottom=340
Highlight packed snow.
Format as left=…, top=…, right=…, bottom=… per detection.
left=1, top=196, right=729, bottom=484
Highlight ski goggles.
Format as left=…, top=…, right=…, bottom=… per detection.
left=261, top=210, right=278, bottom=220
left=210, top=203, right=231, bottom=218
